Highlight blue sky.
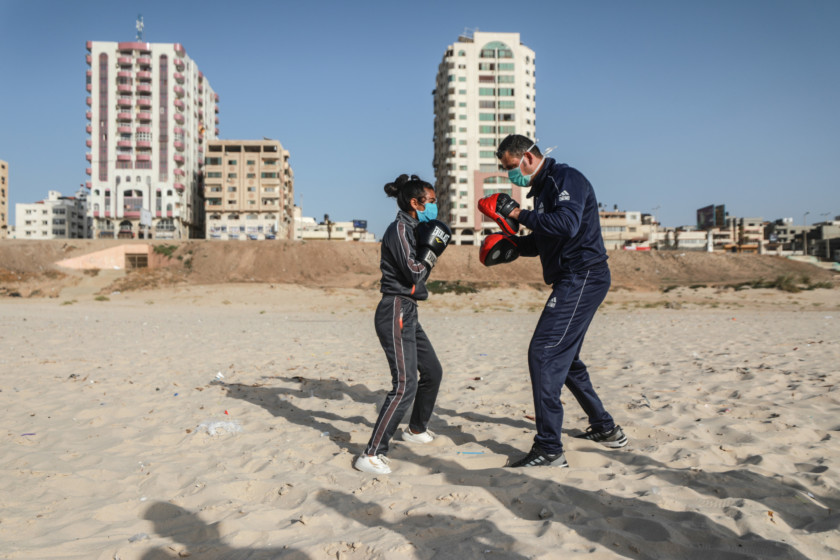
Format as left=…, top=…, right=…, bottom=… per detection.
left=1, top=0, right=838, bottom=238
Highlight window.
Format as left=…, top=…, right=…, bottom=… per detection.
left=479, top=113, right=495, bottom=121
left=261, top=172, right=278, bottom=179
left=206, top=157, right=222, bottom=165
left=479, top=100, right=495, bottom=109
left=499, top=113, right=515, bottom=121
left=458, top=89, right=466, bottom=95
left=497, top=75, right=514, bottom=83
left=499, top=126, right=515, bottom=134
left=498, top=88, right=514, bottom=96
left=498, top=63, right=514, bottom=71
left=479, top=88, right=495, bottom=96
left=479, top=126, right=496, bottom=134
left=246, top=160, right=255, bottom=165
left=499, top=100, right=515, bottom=109
left=479, top=138, right=495, bottom=146
left=246, top=173, right=256, bottom=179
left=227, top=186, right=237, bottom=192
left=227, top=173, right=237, bottom=179
left=207, top=171, right=222, bottom=178
left=228, top=160, right=237, bottom=165
left=479, top=151, right=495, bottom=158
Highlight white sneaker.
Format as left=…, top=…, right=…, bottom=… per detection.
left=354, top=454, right=391, bottom=474
left=401, top=429, right=434, bottom=444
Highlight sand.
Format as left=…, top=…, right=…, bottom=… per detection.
left=1, top=282, right=839, bottom=559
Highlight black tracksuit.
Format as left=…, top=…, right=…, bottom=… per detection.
left=515, top=159, right=616, bottom=455
left=363, top=211, right=443, bottom=457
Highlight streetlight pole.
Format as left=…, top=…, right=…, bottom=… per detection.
left=802, top=212, right=810, bottom=255
left=651, top=205, right=660, bottom=249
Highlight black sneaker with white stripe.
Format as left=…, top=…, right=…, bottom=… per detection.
left=508, top=444, right=569, bottom=468
left=574, top=425, right=628, bottom=448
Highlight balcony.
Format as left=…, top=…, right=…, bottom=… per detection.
left=198, top=84, right=203, bottom=93
left=117, top=112, right=132, bottom=121
left=137, top=112, right=152, bottom=122
left=86, top=97, right=92, bottom=106
left=85, top=54, right=91, bottom=65
left=198, top=145, right=204, bottom=153
left=118, top=56, right=133, bottom=66
left=174, top=58, right=185, bottom=70
left=86, top=41, right=92, bottom=50
left=137, top=98, right=152, bottom=108
left=173, top=126, right=184, bottom=135
left=86, top=84, right=92, bottom=92
left=174, top=43, right=185, bottom=57
left=214, top=116, right=219, bottom=124
left=136, top=126, right=151, bottom=133
left=117, top=140, right=132, bottom=148
left=215, top=127, right=219, bottom=136
left=85, top=167, right=91, bottom=175
left=117, top=98, right=132, bottom=108
left=86, top=125, right=92, bottom=134
left=173, top=154, right=185, bottom=163
left=118, top=71, right=133, bottom=78
left=174, top=182, right=185, bottom=192
left=86, top=153, right=92, bottom=161
left=136, top=71, right=152, bottom=81
left=117, top=154, right=131, bottom=161
left=136, top=84, right=151, bottom=94
left=173, top=99, right=185, bottom=110
left=136, top=154, right=151, bottom=162
left=85, top=181, right=91, bottom=189
left=174, top=141, right=185, bottom=151
left=86, top=111, right=92, bottom=120
left=117, top=84, right=132, bottom=93
left=173, top=113, right=185, bottom=124
left=173, top=85, right=185, bottom=97
left=136, top=140, right=151, bottom=149
left=174, top=168, right=185, bottom=176
left=118, top=125, right=131, bottom=133
left=137, top=57, right=151, bottom=67
left=86, top=139, right=92, bottom=147
left=214, top=93, right=219, bottom=102
left=173, top=72, right=185, bottom=83
left=214, top=105, right=219, bottom=113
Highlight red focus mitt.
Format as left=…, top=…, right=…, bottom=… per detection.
left=479, top=233, right=520, bottom=267
left=478, top=193, right=520, bottom=236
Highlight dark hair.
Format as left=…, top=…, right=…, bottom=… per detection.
left=496, top=134, right=542, bottom=160
left=384, top=174, right=434, bottom=213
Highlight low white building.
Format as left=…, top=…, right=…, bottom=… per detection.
left=15, top=189, right=90, bottom=239
left=294, top=208, right=375, bottom=242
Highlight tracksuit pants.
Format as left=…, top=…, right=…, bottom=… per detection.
left=529, top=263, right=614, bottom=455
left=364, top=295, right=443, bottom=457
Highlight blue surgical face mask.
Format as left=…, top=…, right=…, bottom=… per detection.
left=416, top=201, right=438, bottom=223
left=507, top=142, right=542, bottom=187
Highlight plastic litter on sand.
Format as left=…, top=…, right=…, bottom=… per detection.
left=197, top=420, right=242, bottom=436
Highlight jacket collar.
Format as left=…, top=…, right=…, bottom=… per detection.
left=526, top=157, right=556, bottom=199
left=397, top=210, right=418, bottom=228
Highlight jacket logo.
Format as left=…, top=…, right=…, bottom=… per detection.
left=558, top=190, right=570, bottom=202
left=547, top=296, right=556, bottom=308
left=537, top=202, right=545, bottom=214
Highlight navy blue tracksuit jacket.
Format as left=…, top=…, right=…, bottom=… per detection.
left=515, top=158, right=616, bottom=454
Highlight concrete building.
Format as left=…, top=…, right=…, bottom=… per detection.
left=598, top=211, right=658, bottom=249
left=204, top=140, right=294, bottom=240
left=1, top=160, right=7, bottom=239
left=15, top=189, right=90, bottom=239
left=85, top=40, right=218, bottom=240
left=432, top=31, right=536, bottom=245
left=293, top=208, right=375, bottom=242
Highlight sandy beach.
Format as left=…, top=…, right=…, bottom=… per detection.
left=1, top=280, right=838, bottom=559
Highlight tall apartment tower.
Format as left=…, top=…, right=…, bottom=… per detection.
left=432, top=31, right=536, bottom=245
left=0, top=160, right=8, bottom=239
left=85, top=40, right=219, bottom=239
left=205, top=140, right=295, bottom=240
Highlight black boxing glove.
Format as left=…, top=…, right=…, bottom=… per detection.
left=416, top=220, right=452, bottom=270
left=478, top=193, right=520, bottom=236
left=479, top=233, right=520, bottom=266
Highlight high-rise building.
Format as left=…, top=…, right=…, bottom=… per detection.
left=85, top=40, right=219, bottom=240
left=432, top=31, right=536, bottom=246
left=0, top=160, right=8, bottom=239
left=204, top=139, right=294, bottom=240
left=15, top=189, right=90, bottom=239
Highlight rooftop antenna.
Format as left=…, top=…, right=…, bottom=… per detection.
left=136, top=14, right=144, bottom=41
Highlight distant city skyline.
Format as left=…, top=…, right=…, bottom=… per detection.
left=1, top=0, right=838, bottom=238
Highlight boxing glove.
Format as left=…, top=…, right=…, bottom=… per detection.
left=416, top=220, right=452, bottom=270
left=478, top=193, right=520, bottom=236
left=479, top=233, right=520, bottom=266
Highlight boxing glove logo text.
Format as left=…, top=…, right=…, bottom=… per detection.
left=431, top=226, right=451, bottom=246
